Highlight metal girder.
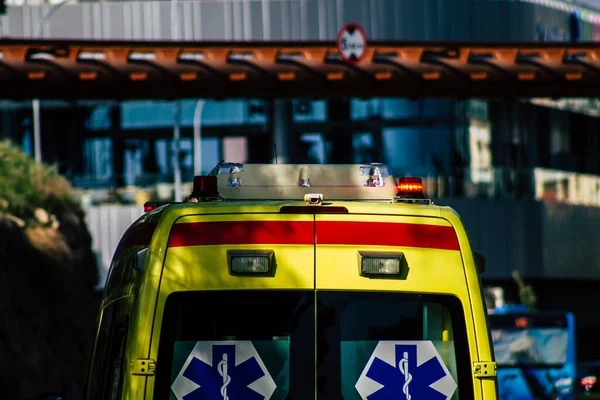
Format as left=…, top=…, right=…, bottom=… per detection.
left=2, top=39, right=600, bottom=99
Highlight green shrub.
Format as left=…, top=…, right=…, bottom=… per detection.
left=0, top=139, right=76, bottom=222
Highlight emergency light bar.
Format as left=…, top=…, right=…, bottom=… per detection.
left=144, top=164, right=431, bottom=207
left=197, top=162, right=402, bottom=201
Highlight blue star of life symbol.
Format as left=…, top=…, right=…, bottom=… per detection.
left=172, top=342, right=275, bottom=400
left=181, top=344, right=268, bottom=400
left=355, top=341, right=457, bottom=400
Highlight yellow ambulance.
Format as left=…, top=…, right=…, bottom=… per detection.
left=84, top=163, right=497, bottom=400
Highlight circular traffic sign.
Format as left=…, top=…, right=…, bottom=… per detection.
left=337, top=23, right=368, bottom=64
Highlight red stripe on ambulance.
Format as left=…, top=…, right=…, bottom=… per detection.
left=168, top=220, right=314, bottom=247
left=316, top=221, right=459, bottom=250
left=167, top=220, right=459, bottom=251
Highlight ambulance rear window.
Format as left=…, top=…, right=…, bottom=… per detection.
left=155, top=290, right=315, bottom=399
left=155, top=291, right=472, bottom=400
left=317, top=291, right=473, bottom=400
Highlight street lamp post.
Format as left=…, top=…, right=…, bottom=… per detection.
left=172, top=101, right=182, bottom=202
left=193, top=100, right=206, bottom=176
left=31, top=0, right=73, bottom=164
left=171, top=0, right=182, bottom=200
left=32, top=99, right=41, bottom=164
left=32, top=0, right=75, bottom=164
left=170, top=0, right=178, bottom=40
left=36, top=0, right=74, bottom=37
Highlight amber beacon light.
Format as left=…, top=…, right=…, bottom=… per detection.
left=396, top=177, right=425, bottom=199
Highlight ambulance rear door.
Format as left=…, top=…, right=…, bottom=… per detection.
left=151, top=211, right=317, bottom=399
left=314, top=211, right=480, bottom=400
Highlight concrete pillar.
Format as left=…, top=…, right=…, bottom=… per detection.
left=270, top=99, right=294, bottom=164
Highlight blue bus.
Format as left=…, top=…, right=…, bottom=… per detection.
left=489, top=308, right=576, bottom=400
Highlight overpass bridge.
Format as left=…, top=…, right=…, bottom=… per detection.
left=2, top=39, right=600, bottom=99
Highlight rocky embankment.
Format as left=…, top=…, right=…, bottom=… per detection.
left=0, top=204, right=100, bottom=400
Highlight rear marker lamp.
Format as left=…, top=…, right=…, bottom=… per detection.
left=228, top=250, right=274, bottom=276
left=144, top=201, right=172, bottom=212
left=359, top=251, right=405, bottom=277
left=144, top=202, right=161, bottom=212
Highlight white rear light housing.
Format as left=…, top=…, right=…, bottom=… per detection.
left=359, top=251, right=406, bottom=278
left=227, top=250, right=275, bottom=276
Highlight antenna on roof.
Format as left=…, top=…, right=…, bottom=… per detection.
left=273, top=143, right=278, bottom=164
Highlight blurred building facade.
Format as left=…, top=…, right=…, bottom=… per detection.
left=0, top=0, right=600, bottom=289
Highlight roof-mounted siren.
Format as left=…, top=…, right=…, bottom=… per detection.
left=395, top=177, right=432, bottom=204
